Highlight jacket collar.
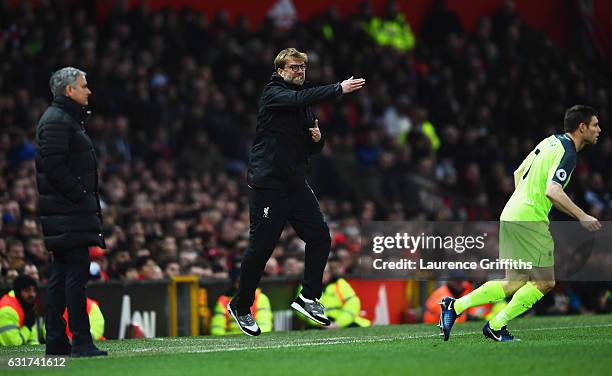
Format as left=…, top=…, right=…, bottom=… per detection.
left=52, top=95, right=90, bottom=124
left=270, top=72, right=311, bottom=90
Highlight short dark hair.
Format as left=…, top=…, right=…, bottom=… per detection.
left=116, top=261, right=136, bottom=276
left=135, top=256, right=155, bottom=270
left=564, top=105, right=598, bottom=132
left=13, top=274, right=37, bottom=292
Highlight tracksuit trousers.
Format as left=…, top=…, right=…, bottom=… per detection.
left=233, top=184, right=331, bottom=315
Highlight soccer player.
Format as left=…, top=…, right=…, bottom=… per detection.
left=439, top=105, right=602, bottom=342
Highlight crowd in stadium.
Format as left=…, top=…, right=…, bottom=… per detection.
left=0, top=0, right=610, bottom=316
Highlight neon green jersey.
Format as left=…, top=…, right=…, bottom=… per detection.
left=501, top=134, right=577, bottom=222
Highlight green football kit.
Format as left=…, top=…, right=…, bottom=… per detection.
left=500, top=134, right=577, bottom=267
left=453, top=134, right=577, bottom=331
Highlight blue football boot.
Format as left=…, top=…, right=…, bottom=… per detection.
left=483, top=322, right=518, bottom=342
left=438, top=296, right=459, bottom=341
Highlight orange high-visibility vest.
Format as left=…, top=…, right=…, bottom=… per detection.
left=423, top=283, right=474, bottom=324
left=63, top=298, right=100, bottom=339
left=0, top=291, right=24, bottom=327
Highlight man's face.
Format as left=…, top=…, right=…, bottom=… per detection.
left=8, top=243, right=24, bottom=259
left=124, top=268, right=139, bottom=281
left=24, top=265, right=40, bottom=282
left=28, top=239, right=46, bottom=258
left=162, top=237, right=177, bottom=253
left=113, top=251, right=130, bottom=265
left=165, top=262, right=180, bottom=277
left=583, top=116, right=601, bottom=145
left=141, top=259, right=157, bottom=279
left=19, top=286, right=36, bottom=305
left=278, top=57, right=306, bottom=86
left=66, top=74, right=92, bottom=106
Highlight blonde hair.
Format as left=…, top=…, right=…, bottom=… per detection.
left=274, top=48, right=308, bottom=70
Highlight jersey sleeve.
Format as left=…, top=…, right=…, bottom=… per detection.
left=548, top=147, right=576, bottom=186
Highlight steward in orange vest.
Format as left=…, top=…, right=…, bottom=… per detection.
left=0, top=275, right=39, bottom=346
left=63, top=297, right=105, bottom=341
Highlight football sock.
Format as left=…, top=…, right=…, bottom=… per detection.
left=454, top=281, right=506, bottom=315
left=489, top=282, right=544, bottom=330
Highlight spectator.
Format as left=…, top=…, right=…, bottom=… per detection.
left=6, top=239, right=25, bottom=271
left=281, top=257, right=304, bottom=277
left=0, top=275, right=39, bottom=346
left=108, top=250, right=131, bottom=279
left=162, top=260, right=181, bottom=278
left=22, top=263, right=40, bottom=282
left=25, top=237, right=49, bottom=267
left=116, top=261, right=139, bottom=281
left=186, top=260, right=214, bottom=279
left=135, top=256, right=163, bottom=280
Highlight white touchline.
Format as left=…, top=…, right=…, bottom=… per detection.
left=5, top=323, right=611, bottom=360
left=121, top=323, right=612, bottom=356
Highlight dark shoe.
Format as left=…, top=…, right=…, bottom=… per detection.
left=227, top=301, right=261, bottom=337
left=291, top=294, right=330, bottom=326
left=71, top=346, right=108, bottom=357
left=483, top=322, right=519, bottom=342
left=438, top=296, right=459, bottom=341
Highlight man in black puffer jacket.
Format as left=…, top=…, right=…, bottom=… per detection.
left=35, top=67, right=107, bottom=357
left=228, top=48, right=365, bottom=336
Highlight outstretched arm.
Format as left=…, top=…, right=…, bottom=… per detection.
left=264, top=83, right=342, bottom=109
left=263, top=76, right=366, bottom=109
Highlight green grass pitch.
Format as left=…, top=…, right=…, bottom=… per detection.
left=1, top=314, right=611, bottom=376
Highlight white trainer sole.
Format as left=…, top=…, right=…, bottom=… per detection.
left=290, top=301, right=330, bottom=326
left=226, top=303, right=261, bottom=337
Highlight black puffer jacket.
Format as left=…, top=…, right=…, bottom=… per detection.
left=247, top=73, right=342, bottom=191
left=35, top=95, right=105, bottom=251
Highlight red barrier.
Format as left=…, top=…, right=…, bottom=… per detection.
left=347, top=279, right=407, bottom=325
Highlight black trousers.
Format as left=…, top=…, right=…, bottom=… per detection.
left=234, top=185, right=331, bottom=315
left=45, top=247, right=93, bottom=351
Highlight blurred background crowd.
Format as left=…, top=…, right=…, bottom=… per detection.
left=0, top=0, right=610, bottom=316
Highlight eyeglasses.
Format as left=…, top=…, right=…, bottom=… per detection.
left=286, top=64, right=307, bottom=72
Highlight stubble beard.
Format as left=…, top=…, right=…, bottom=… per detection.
left=280, top=71, right=305, bottom=86
left=293, top=75, right=305, bottom=85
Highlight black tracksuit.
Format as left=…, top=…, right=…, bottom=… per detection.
left=35, top=95, right=104, bottom=353
left=233, top=74, right=342, bottom=315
